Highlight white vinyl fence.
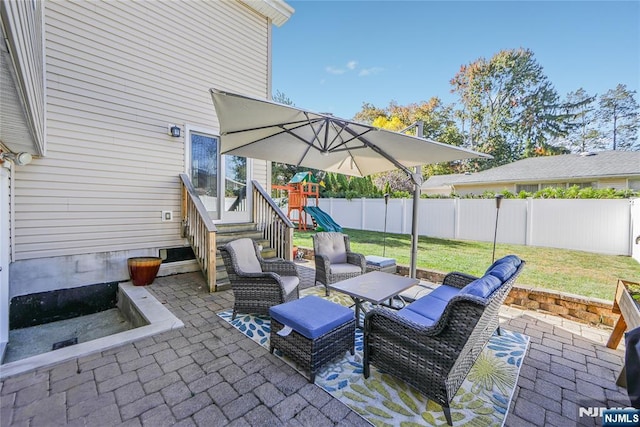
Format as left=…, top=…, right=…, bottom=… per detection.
left=632, top=199, right=640, bottom=263
left=306, top=198, right=639, bottom=256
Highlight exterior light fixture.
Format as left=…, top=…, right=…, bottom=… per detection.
left=168, top=124, right=181, bottom=138
left=0, top=151, right=33, bottom=166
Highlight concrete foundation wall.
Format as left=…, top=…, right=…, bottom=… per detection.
left=9, top=249, right=200, bottom=299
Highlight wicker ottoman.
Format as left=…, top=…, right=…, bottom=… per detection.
left=365, top=255, right=397, bottom=274
left=269, top=295, right=355, bottom=383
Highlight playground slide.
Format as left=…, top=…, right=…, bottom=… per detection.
left=303, top=206, right=342, bottom=232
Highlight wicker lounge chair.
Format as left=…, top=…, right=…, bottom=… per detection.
left=364, top=255, right=525, bottom=425
left=219, top=238, right=299, bottom=319
left=312, top=232, right=366, bottom=296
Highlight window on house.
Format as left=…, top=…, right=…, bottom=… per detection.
left=516, top=184, right=539, bottom=193
left=540, top=183, right=566, bottom=189
left=569, top=182, right=596, bottom=189
left=629, top=179, right=640, bottom=191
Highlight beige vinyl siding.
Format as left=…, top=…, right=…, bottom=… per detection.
left=1, top=41, right=36, bottom=154
left=0, top=0, right=46, bottom=154
left=14, top=0, right=270, bottom=260
left=0, top=1, right=46, bottom=154
left=252, top=159, right=269, bottom=188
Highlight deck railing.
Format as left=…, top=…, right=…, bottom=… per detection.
left=252, top=180, right=294, bottom=260
left=180, top=174, right=217, bottom=292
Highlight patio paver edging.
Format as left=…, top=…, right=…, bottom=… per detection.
left=298, top=247, right=619, bottom=328
left=397, top=264, right=619, bottom=327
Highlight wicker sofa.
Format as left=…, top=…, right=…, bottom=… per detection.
left=363, top=255, right=525, bottom=425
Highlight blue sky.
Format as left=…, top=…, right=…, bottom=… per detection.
left=272, top=1, right=639, bottom=120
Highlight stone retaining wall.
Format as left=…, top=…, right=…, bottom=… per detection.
left=300, top=247, right=618, bottom=327
left=504, top=286, right=618, bottom=327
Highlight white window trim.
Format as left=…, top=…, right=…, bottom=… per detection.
left=183, top=124, right=220, bottom=175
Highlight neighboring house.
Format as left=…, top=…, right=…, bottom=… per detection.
left=421, top=151, right=640, bottom=196
left=0, top=0, right=293, bottom=359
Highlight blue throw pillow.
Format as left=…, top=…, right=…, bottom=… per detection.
left=460, top=275, right=503, bottom=299
left=484, top=255, right=521, bottom=276
left=487, top=262, right=518, bottom=282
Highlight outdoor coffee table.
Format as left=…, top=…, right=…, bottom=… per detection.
left=328, top=271, right=419, bottom=328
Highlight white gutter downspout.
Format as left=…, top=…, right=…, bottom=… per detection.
left=0, top=161, right=11, bottom=362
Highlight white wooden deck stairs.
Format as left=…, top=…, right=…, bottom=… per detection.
left=214, top=223, right=277, bottom=291
left=181, top=174, right=294, bottom=293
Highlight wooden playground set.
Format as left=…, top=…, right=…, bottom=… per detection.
left=272, top=172, right=341, bottom=232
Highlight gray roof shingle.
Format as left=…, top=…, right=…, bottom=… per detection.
left=423, top=151, right=640, bottom=188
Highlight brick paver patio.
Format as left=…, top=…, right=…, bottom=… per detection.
left=0, top=264, right=630, bottom=426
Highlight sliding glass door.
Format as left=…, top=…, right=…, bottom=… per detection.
left=221, top=155, right=251, bottom=222
left=190, top=131, right=219, bottom=219
left=189, top=130, right=251, bottom=222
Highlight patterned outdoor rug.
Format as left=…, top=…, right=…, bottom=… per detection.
left=218, top=286, right=529, bottom=426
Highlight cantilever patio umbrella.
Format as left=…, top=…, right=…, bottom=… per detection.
left=210, top=88, right=491, bottom=276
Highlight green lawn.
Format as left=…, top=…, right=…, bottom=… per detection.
left=293, top=228, right=640, bottom=301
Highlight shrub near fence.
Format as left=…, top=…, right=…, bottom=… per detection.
left=307, top=197, right=640, bottom=257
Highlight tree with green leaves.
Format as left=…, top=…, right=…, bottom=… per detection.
left=518, top=80, right=578, bottom=157
left=562, top=88, right=602, bottom=153
left=320, top=173, right=382, bottom=199
left=353, top=102, right=387, bottom=123
left=451, top=48, right=569, bottom=166
left=352, top=98, right=466, bottom=191
left=272, top=90, right=293, bottom=106
left=598, top=84, right=639, bottom=151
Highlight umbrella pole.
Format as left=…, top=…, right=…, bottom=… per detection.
left=383, top=193, right=389, bottom=256
left=410, top=167, right=420, bottom=278
left=409, top=122, right=424, bottom=279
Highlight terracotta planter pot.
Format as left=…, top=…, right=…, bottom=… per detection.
left=127, top=257, right=162, bottom=286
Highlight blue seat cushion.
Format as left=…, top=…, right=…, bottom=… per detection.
left=397, top=306, right=436, bottom=327
left=460, top=275, right=503, bottom=299
left=365, top=255, right=396, bottom=268
left=402, top=295, right=448, bottom=324
left=427, top=285, right=460, bottom=302
left=269, top=295, right=354, bottom=340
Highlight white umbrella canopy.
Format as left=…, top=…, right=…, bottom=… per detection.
left=210, top=88, right=492, bottom=277
left=210, top=89, right=490, bottom=177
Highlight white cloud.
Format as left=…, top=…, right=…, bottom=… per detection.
left=359, top=67, right=383, bottom=77
left=326, top=66, right=346, bottom=75
left=326, top=61, right=358, bottom=75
